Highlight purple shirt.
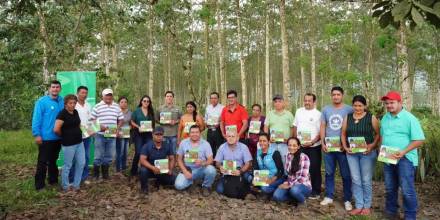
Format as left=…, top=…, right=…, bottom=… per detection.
left=214, top=142, right=252, bottom=167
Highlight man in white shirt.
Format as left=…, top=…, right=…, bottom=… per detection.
left=293, top=93, right=322, bottom=199
left=204, top=92, right=224, bottom=156
left=70, top=86, right=93, bottom=184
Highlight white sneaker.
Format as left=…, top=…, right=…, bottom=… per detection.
left=344, top=201, right=353, bottom=211
left=320, top=197, right=333, bottom=205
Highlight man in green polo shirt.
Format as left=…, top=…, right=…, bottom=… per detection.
left=380, top=91, right=425, bottom=220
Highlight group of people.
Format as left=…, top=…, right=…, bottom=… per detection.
left=32, top=80, right=425, bottom=219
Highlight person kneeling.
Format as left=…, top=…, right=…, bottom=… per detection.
left=249, top=133, right=285, bottom=200
left=175, top=125, right=217, bottom=196
left=273, top=137, right=312, bottom=208
left=139, top=127, right=176, bottom=196
left=215, top=131, right=253, bottom=199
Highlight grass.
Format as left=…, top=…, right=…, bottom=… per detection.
left=0, top=130, right=59, bottom=215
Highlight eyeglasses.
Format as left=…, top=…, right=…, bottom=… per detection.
left=142, top=100, right=150, bottom=103
left=227, top=96, right=236, bottom=99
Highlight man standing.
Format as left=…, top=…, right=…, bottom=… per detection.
left=220, top=90, right=248, bottom=142
left=139, top=127, right=176, bottom=196
left=293, top=93, right=322, bottom=199
left=263, top=94, right=294, bottom=165
left=32, top=80, right=64, bottom=190
left=175, top=125, right=217, bottom=196
left=380, top=91, right=424, bottom=220
left=90, top=88, right=124, bottom=181
left=320, top=86, right=353, bottom=211
left=205, top=92, right=224, bottom=156
left=156, top=91, right=182, bottom=154
left=74, top=86, right=92, bottom=184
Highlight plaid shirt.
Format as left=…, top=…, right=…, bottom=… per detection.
left=285, top=153, right=311, bottom=188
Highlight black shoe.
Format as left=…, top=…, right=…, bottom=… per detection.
left=102, top=165, right=110, bottom=180
left=93, top=165, right=100, bottom=180
left=202, top=187, right=211, bottom=197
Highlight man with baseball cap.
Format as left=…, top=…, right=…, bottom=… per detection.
left=380, top=91, right=425, bottom=220
left=139, top=126, right=176, bottom=196
left=90, top=88, right=124, bottom=181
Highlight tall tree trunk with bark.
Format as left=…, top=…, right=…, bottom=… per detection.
left=397, top=24, right=412, bottom=111
left=216, top=1, right=226, bottom=103
left=280, top=0, right=291, bottom=106
left=235, top=0, right=247, bottom=106
left=36, top=4, right=50, bottom=83
left=299, top=34, right=306, bottom=98
left=148, top=5, right=154, bottom=97
left=265, top=5, right=271, bottom=112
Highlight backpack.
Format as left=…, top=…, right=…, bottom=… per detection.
left=223, top=175, right=249, bottom=199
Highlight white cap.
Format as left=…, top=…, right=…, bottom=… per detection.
left=102, top=88, right=113, bottom=96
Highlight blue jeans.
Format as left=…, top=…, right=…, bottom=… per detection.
left=139, top=166, right=176, bottom=192
left=216, top=171, right=252, bottom=194
left=115, top=138, right=129, bottom=171
left=324, top=151, right=352, bottom=202
left=384, top=157, right=418, bottom=220
left=164, top=136, right=177, bottom=154
left=347, top=151, right=377, bottom=209
left=175, top=165, right=217, bottom=190
left=61, top=142, right=85, bottom=190
left=131, top=134, right=152, bottom=175
left=273, top=183, right=312, bottom=203
left=93, top=134, right=116, bottom=166
left=69, top=137, right=91, bottom=182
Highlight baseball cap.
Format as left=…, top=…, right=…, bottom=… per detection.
left=273, top=94, right=284, bottom=101
left=381, top=91, right=401, bottom=102
left=153, top=126, right=164, bottom=135
left=102, top=88, right=113, bottom=96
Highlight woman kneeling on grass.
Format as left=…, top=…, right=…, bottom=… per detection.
left=54, top=94, right=85, bottom=192
left=273, top=137, right=312, bottom=209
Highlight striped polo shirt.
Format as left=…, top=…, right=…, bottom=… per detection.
left=90, top=101, right=123, bottom=131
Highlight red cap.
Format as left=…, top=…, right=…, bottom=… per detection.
left=381, top=91, right=401, bottom=102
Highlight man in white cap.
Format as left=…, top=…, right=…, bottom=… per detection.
left=90, top=88, right=124, bottom=181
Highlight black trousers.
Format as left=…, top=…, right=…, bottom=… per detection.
left=301, top=145, right=322, bottom=195
left=207, top=128, right=224, bottom=157
left=139, top=167, right=176, bottom=192
left=35, top=140, right=61, bottom=190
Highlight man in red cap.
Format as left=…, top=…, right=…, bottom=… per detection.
left=380, top=91, right=425, bottom=220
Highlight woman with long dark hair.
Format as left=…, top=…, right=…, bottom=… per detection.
left=115, top=96, right=131, bottom=173
left=130, top=95, right=155, bottom=176
left=177, top=101, right=205, bottom=145
left=272, top=137, right=312, bottom=207
left=246, top=104, right=265, bottom=158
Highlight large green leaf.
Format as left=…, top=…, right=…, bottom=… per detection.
left=433, top=2, right=440, bottom=16
left=391, top=0, right=412, bottom=22
left=413, top=0, right=437, bottom=15
left=420, top=0, right=436, bottom=7
left=411, top=7, right=425, bottom=26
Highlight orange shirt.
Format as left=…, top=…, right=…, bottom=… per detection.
left=221, top=104, right=248, bottom=139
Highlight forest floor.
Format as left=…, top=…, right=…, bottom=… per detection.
left=1, top=130, right=440, bottom=220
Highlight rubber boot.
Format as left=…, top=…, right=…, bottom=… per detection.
left=93, top=165, right=100, bottom=180
left=102, top=164, right=110, bottom=180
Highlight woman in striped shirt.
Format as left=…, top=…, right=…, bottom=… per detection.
left=272, top=137, right=312, bottom=207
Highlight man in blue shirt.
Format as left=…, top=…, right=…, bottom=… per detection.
left=320, top=86, right=354, bottom=211
left=380, top=91, right=425, bottom=220
left=32, top=80, right=64, bottom=190
left=175, top=125, right=217, bottom=196
left=139, top=127, right=176, bottom=196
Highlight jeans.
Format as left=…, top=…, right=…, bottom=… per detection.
left=139, top=166, right=176, bottom=192
left=61, top=142, right=85, bottom=190
left=34, top=140, right=61, bottom=190
left=346, top=150, right=377, bottom=209
left=175, top=165, right=217, bottom=190
left=93, top=134, right=116, bottom=166
left=384, top=157, right=418, bottom=220
left=273, top=183, right=312, bottom=203
left=164, top=136, right=177, bottom=154
left=246, top=175, right=284, bottom=194
left=115, top=138, right=129, bottom=171
left=301, top=145, right=322, bottom=195
left=216, top=171, right=252, bottom=194
left=324, top=151, right=352, bottom=202
left=69, top=137, right=91, bottom=182
left=131, top=134, right=152, bottom=176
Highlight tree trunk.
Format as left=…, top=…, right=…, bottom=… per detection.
left=204, top=2, right=211, bottom=106
left=36, top=4, right=50, bottom=83
left=235, top=0, right=247, bottom=106
left=148, top=5, right=154, bottom=97
left=397, top=24, right=412, bottom=111
left=167, top=32, right=172, bottom=91
left=265, top=6, right=271, bottom=113
left=299, top=37, right=306, bottom=98
left=216, top=1, right=226, bottom=103
left=280, top=0, right=291, bottom=106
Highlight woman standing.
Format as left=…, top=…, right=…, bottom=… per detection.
left=177, top=101, right=205, bottom=144
left=115, top=97, right=132, bottom=173
left=54, top=94, right=85, bottom=191
left=272, top=137, right=312, bottom=208
left=130, top=95, right=155, bottom=176
left=341, top=95, right=380, bottom=216
left=246, top=104, right=265, bottom=158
